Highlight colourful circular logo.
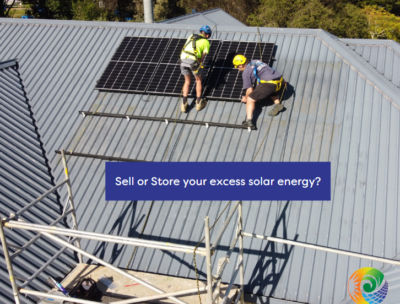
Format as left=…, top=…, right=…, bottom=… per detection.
left=348, top=267, right=388, bottom=304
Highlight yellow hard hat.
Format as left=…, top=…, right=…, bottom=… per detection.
left=233, top=55, right=247, bottom=68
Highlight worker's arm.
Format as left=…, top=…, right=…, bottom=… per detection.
left=241, top=87, right=253, bottom=103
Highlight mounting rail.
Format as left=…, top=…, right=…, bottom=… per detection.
left=55, top=150, right=147, bottom=162
left=79, top=111, right=255, bottom=131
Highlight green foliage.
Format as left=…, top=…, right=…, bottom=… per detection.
left=363, top=5, right=400, bottom=41
left=24, top=0, right=73, bottom=19
left=72, top=0, right=103, bottom=20
left=248, top=0, right=370, bottom=38
left=349, top=0, right=400, bottom=15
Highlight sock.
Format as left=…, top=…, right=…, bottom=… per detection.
left=196, top=97, right=201, bottom=103
left=183, top=97, right=188, bottom=103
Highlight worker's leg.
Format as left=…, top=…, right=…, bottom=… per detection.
left=267, top=81, right=285, bottom=116
left=195, top=74, right=202, bottom=98
left=183, top=74, right=191, bottom=97
left=194, top=71, right=207, bottom=111
left=180, top=64, right=191, bottom=113
left=246, top=96, right=256, bottom=120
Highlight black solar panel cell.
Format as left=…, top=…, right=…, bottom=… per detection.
left=96, top=62, right=157, bottom=92
left=214, top=41, right=274, bottom=68
left=147, top=64, right=209, bottom=96
left=111, top=37, right=170, bottom=63
left=160, top=38, right=186, bottom=65
left=203, top=68, right=245, bottom=100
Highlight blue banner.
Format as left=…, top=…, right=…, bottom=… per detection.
left=105, top=162, right=330, bottom=201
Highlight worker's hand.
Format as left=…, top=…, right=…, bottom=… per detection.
left=241, top=96, right=247, bottom=103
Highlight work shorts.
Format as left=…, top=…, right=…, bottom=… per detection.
left=180, top=58, right=203, bottom=76
left=249, top=78, right=285, bottom=101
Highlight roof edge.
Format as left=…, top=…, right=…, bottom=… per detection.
left=0, top=19, right=321, bottom=35
left=319, top=31, right=400, bottom=109
left=0, top=59, right=18, bottom=70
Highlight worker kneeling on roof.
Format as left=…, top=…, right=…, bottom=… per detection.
left=232, top=55, right=285, bottom=128
left=180, top=25, right=211, bottom=113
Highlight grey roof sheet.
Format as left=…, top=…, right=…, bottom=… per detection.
left=0, top=60, right=76, bottom=303
left=340, top=38, right=400, bottom=88
left=159, top=8, right=246, bottom=27
left=1, top=20, right=400, bottom=304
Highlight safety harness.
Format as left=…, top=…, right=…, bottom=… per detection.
left=249, top=60, right=283, bottom=92
left=181, top=34, right=207, bottom=59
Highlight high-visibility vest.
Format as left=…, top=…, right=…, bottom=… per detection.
left=181, top=34, right=207, bottom=60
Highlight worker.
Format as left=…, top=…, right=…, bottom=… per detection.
left=180, top=25, right=211, bottom=113
left=232, top=55, right=285, bottom=128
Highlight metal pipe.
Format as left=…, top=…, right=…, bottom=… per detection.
left=61, top=149, right=83, bottom=263
left=233, top=289, right=242, bottom=304
left=143, top=0, right=154, bottom=23
left=5, top=221, right=206, bottom=256
left=10, top=209, right=73, bottom=261
left=221, top=260, right=241, bottom=304
left=214, top=230, right=240, bottom=281
left=211, top=201, right=240, bottom=251
left=242, top=232, right=400, bottom=266
left=205, top=217, right=213, bottom=304
left=14, top=179, right=68, bottom=217
left=238, top=202, right=244, bottom=304
left=0, top=220, right=21, bottom=304
left=41, top=232, right=187, bottom=304
left=19, top=289, right=102, bottom=304
left=19, top=238, right=77, bottom=289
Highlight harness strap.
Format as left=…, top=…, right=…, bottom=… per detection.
left=181, top=34, right=207, bottom=59
left=259, top=77, right=284, bottom=92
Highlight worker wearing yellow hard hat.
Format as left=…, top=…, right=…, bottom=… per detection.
left=233, top=55, right=285, bottom=128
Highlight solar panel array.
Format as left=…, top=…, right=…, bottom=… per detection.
left=96, top=36, right=275, bottom=101
left=203, top=41, right=275, bottom=100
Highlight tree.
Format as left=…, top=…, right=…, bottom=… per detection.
left=363, top=5, right=400, bottom=40
left=248, top=0, right=369, bottom=38
left=24, top=0, right=73, bottom=19
left=72, top=0, right=103, bottom=20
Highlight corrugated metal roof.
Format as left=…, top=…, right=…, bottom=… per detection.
left=159, top=8, right=246, bottom=27
left=0, top=60, right=77, bottom=303
left=340, top=39, right=400, bottom=88
left=1, top=20, right=400, bottom=304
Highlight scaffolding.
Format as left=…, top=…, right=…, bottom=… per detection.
left=2, top=150, right=400, bottom=304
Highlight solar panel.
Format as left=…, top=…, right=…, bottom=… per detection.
left=202, top=68, right=244, bottom=100
left=111, top=37, right=170, bottom=63
left=203, top=41, right=275, bottom=101
left=146, top=64, right=209, bottom=96
left=214, top=41, right=274, bottom=68
left=96, top=62, right=157, bottom=92
left=96, top=36, right=275, bottom=102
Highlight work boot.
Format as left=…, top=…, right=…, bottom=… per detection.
left=196, top=98, right=207, bottom=111
left=268, top=103, right=284, bottom=116
left=181, top=101, right=188, bottom=113
left=242, top=119, right=254, bottom=128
